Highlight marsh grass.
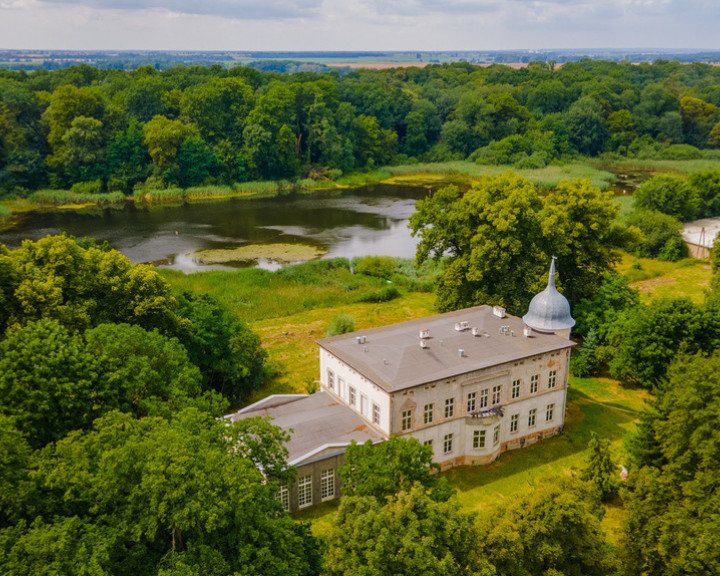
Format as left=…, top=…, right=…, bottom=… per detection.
left=600, top=158, right=720, bottom=175
left=29, top=189, right=127, bottom=205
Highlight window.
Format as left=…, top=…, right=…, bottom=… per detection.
left=546, top=403, right=555, bottom=422
left=480, top=388, right=489, bottom=408
left=467, top=392, right=476, bottom=413
left=276, top=484, right=289, bottom=511
left=473, top=429, right=486, bottom=449
left=511, top=379, right=520, bottom=399
left=510, top=413, right=519, bottom=433
left=338, top=377, right=345, bottom=398
left=530, top=374, right=539, bottom=394
left=401, top=409, right=412, bottom=431
left=493, top=425, right=500, bottom=446
left=528, top=408, right=537, bottom=428
left=424, top=403, right=434, bottom=424
left=373, top=403, right=380, bottom=425
left=444, top=398, right=455, bottom=418
left=443, top=433, right=454, bottom=454
left=360, top=394, right=368, bottom=415
left=349, top=386, right=356, bottom=406
left=321, top=469, right=335, bottom=500
left=298, top=475, right=312, bottom=508
left=424, top=439, right=433, bottom=449
left=548, top=370, right=557, bottom=388
left=492, top=385, right=501, bottom=405
left=327, top=369, right=335, bottom=390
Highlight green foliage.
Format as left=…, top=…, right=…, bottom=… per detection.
left=0, top=234, right=182, bottom=335
left=625, top=209, right=686, bottom=258
left=324, top=485, right=492, bottom=576
left=354, top=255, right=395, bottom=278
left=326, top=313, right=355, bottom=336
left=659, top=143, right=703, bottom=160
left=0, top=319, right=211, bottom=447
left=356, top=285, right=400, bottom=303
left=633, top=174, right=698, bottom=221
left=0, top=416, right=33, bottom=527
left=0, top=410, right=319, bottom=576
left=570, top=327, right=600, bottom=377
left=622, top=352, right=720, bottom=576
left=580, top=431, right=619, bottom=500
left=175, top=291, right=267, bottom=406
left=478, top=476, right=616, bottom=576
left=410, top=174, right=623, bottom=314
left=573, top=271, right=640, bottom=340
left=338, top=437, right=454, bottom=502
left=605, top=298, right=720, bottom=388
left=657, top=235, right=689, bottom=261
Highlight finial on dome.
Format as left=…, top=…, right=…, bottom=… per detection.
left=522, top=257, right=575, bottom=334
left=548, top=256, right=557, bottom=288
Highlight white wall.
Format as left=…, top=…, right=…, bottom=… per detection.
left=319, top=348, right=392, bottom=435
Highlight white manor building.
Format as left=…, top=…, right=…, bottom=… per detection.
left=229, top=258, right=576, bottom=512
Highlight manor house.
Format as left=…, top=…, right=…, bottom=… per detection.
left=228, top=259, right=575, bottom=512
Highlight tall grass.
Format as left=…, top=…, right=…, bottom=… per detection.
left=134, top=180, right=322, bottom=204
left=0, top=205, right=11, bottom=222
left=29, top=189, right=127, bottom=205
left=380, top=161, right=616, bottom=190
left=600, top=158, right=720, bottom=174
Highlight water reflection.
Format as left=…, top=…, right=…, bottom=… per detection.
left=0, top=184, right=429, bottom=273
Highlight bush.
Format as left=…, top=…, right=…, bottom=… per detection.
left=657, top=235, right=689, bottom=261
left=659, top=143, right=703, bottom=160
left=326, top=313, right=355, bottom=336
left=354, top=255, right=395, bottom=279
left=70, top=179, right=103, bottom=195
left=625, top=209, right=685, bottom=258
left=357, top=285, right=401, bottom=303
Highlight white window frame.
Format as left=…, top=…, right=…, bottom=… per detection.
left=298, top=475, right=313, bottom=509
left=320, top=469, right=335, bottom=501
left=546, top=403, right=555, bottom=422
left=401, top=409, right=412, bottom=431
left=443, top=433, right=454, bottom=454
left=473, top=429, right=486, bottom=449
left=424, top=403, right=434, bottom=424
left=530, top=374, right=539, bottom=394
left=528, top=408, right=537, bottom=428
left=548, top=370, right=557, bottom=388
left=467, top=392, right=476, bottom=413
left=510, top=413, right=519, bottom=433
left=349, top=385, right=356, bottom=406
left=372, top=403, right=380, bottom=425
left=276, top=484, right=289, bottom=511
left=492, top=385, right=501, bottom=405
left=511, top=379, right=520, bottom=399
left=493, top=425, right=500, bottom=446
left=480, top=388, right=489, bottom=408
left=444, top=397, right=454, bottom=418
left=327, top=369, right=335, bottom=390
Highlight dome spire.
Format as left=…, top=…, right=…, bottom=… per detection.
left=522, top=257, right=575, bottom=335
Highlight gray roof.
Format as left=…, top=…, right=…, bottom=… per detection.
left=317, top=305, right=574, bottom=393
left=226, top=391, right=383, bottom=465
left=522, top=257, right=576, bottom=332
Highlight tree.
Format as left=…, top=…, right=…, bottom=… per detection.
left=478, top=476, right=616, bottom=576
left=174, top=135, right=217, bottom=187
left=580, top=432, right=619, bottom=500
left=0, top=416, right=33, bottom=527
left=410, top=173, right=622, bottom=314
left=633, top=174, right=699, bottom=222
left=605, top=298, right=720, bottom=388
left=324, top=485, right=493, bottom=576
left=142, top=114, right=188, bottom=171
left=573, top=271, right=640, bottom=340
left=338, top=437, right=454, bottom=502
left=622, top=352, right=720, bottom=576
left=0, top=410, right=320, bottom=576
left=0, top=319, right=209, bottom=447
left=176, top=292, right=267, bottom=406
left=566, top=96, right=608, bottom=155
left=0, top=235, right=182, bottom=335
left=625, top=209, right=687, bottom=259
left=570, top=327, right=600, bottom=377
left=688, top=169, right=720, bottom=218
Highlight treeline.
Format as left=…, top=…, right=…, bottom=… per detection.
left=2, top=59, right=720, bottom=197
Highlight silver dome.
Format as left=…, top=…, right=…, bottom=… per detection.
left=522, top=257, right=575, bottom=332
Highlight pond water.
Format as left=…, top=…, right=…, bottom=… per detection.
left=0, top=184, right=431, bottom=273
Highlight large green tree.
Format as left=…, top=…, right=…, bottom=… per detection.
left=410, top=173, right=622, bottom=313
left=324, top=485, right=494, bottom=576
left=0, top=410, right=319, bottom=576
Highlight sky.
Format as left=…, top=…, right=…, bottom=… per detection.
left=0, top=0, right=719, bottom=51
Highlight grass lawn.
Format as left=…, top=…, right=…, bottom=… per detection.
left=615, top=253, right=712, bottom=304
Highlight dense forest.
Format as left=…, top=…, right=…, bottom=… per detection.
left=2, top=59, right=720, bottom=196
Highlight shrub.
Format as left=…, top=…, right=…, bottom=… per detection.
left=326, top=313, right=355, bottom=336
left=354, top=255, right=395, bottom=279
left=659, top=143, right=703, bottom=160
left=657, top=236, right=689, bottom=261
left=70, top=179, right=102, bottom=195
left=357, top=285, right=401, bottom=303
left=625, top=209, right=685, bottom=258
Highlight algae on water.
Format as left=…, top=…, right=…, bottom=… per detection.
left=190, top=243, right=327, bottom=265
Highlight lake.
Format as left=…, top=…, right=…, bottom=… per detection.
left=0, top=184, right=431, bottom=273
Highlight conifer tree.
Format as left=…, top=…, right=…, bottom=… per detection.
left=581, top=431, right=619, bottom=501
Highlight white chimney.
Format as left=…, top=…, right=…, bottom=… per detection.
left=419, top=328, right=430, bottom=339
left=493, top=306, right=506, bottom=318
left=420, top=340, right=428, bottom=349
left=458, top=348, right=464, bottom=357
left=471, top=327, right=480, bottom=336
